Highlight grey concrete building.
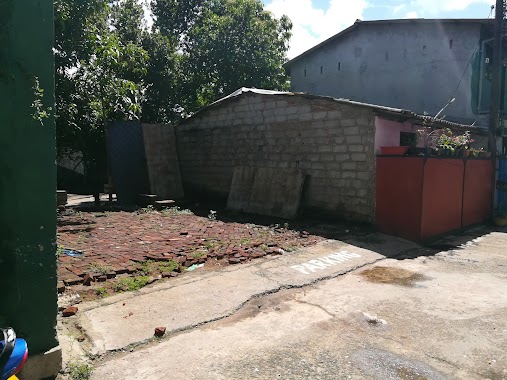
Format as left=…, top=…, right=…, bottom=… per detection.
left=286, top=19, right=498, bottom=126
left=175, top=88, right=477, bottom=223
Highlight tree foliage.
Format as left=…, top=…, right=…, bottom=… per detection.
left=55, top=0, right=292, bottom=196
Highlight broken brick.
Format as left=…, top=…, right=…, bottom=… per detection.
left=82, top=274, right=92, bottom=286
left=57, top=281, right=65, bottom=293
left=62, top=306, right=78, bottom=317
left=228, top=258, right=241, bottom=264
left=154, top=327, right=166, bottom=337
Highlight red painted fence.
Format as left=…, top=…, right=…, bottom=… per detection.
left=376, top=157, right=492, bottom=242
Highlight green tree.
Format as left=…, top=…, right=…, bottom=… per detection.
left=154, top=0, right=292, bottom=113
left=55, top=0, right=148, bottom=203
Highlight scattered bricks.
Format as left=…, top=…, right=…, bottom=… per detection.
left=106, top=272, right=116, bottom=279
left=82, top=274, right=92, bottom=286
left=162, top=272, right=178, bottom=278
left=180, top=231, right=188, bottom=236
left=154, top=327, right=166, bottom=337
left=228, top=257, right=241, bottom=264
left=57, top=281, right=65, bottom=294
left=97, top=275, right=107, bottom=282
left=62, top=306, right=78, bottom=317
left=63, top=275, right=83, bottom=286
left=68, top=267, right=85, bottom=277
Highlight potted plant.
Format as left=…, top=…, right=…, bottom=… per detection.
left=417, top=127, right=443, bottom=156
left=436, top=128, right=457, bottom=156
left=454, top=131, right=474, bottom=157
left=494, top=204, right=507, bottom=227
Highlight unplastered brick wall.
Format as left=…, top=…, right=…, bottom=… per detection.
left=175, top=93, right=376, bottom=223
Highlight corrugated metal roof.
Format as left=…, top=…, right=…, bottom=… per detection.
left=285, top=18, right=492, bottom=67
left=180, top=87, right=484, bottom=131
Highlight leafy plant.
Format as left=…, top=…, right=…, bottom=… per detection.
left=137, top=205, right=156, bottom=214
left=191, top=251, right=206, bottom=259
left=158, top=260, right=179, bottom=273
left=31, top=77, right=52, bottom=126
left=88, top=263, right=113, bottom=275
left=161, top=206, right=193, bottom=216
left=113, top=276, right=150, bottom=292
left=56, top=244, right=65, bottom=257
left=68, top=361, right=93, bottom=380
left=135, top=260, right=154, bottom=275
left=95, top=287, right=108, bottom=297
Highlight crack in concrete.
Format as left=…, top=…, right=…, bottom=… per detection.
left=293, top=299, right=337, bottom=318
left=84, top=256, right=387, bottom=362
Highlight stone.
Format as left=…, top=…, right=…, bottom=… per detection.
left=82, top=274, right=92, bottom=286
left=154, top=327, right=166, bottom=337
left=162, top=272, right=178, bottom=278
left=62, top=306, right=78, bottom=317
left=77, top=335, right=86, bottom=342
left=228, top=257, right=241, bottom=264
left=57, top=281, right=65, bottom=294
left=97, top=275, right=107, bottom=282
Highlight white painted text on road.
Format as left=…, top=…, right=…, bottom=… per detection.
left=291, top=251, right=361, bottom=275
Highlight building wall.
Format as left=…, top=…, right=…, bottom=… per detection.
left=176, top=93, right=377, bottom=222
left=0, top=0, right=59, bottom=357
left=289, top=21, right=485, bottom=125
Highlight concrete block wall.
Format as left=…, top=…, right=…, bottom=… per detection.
left=175, top=93, right=376, bottom=222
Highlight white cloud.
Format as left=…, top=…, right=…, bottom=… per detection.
left=405, top=11, right=419, bottom=18
left=265, top=0, right=368, bottom=59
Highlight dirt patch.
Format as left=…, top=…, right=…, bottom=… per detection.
left=359, top=266, right=428, bottom=287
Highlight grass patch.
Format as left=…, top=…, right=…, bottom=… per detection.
left=68, top=361, right=93, bottom=380
left=88, top=263, right=114, bottom=275
left=95, top=287, right=108, bottom=298
left=113, top=276, right=150, bottom=292
left=158, top=260, right=179, bottom=272
left=135, top=260, right=154, bottom=275
left=190, top=251, right=206, bottom=259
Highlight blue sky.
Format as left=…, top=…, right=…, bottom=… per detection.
left=262, top=0, right=495, bottom=58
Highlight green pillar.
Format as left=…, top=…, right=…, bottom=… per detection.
left=0, top=0, right=58, bottom=359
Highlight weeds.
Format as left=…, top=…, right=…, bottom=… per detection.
left=114, top=276, right=149, bottom=292
left=158, top=260, right=179, bottom=272
left=135, top=260, right=154, bottom=275
left=161, top=207, right=193, bottom=216
left=191, top=251, right=206, bottom=259
left=88, top=263, right=113, bottom=275
left=56, top=244, right=65, bottom=257
left=95, top=287, right=108, bottom=298
left=68, top=361, right=93, bottom=380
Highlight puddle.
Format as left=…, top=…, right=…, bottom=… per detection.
left=359, top=266, right=428, bottom=287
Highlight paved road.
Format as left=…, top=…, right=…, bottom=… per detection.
left=65, top=229, right=507, bottom=379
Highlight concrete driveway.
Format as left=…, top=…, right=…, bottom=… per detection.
left=60, top=228, right=507, bottom=380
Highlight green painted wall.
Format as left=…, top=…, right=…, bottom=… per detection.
left=0, top=0, right=58, bottom=355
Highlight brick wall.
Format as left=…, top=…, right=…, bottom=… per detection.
left=175, top=93, right=376, bottom=223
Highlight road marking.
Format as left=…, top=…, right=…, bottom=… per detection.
left=291, top=251, right=362, bottom=275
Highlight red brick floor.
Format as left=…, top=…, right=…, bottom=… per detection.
left=57, top=208, right=324, bottom=287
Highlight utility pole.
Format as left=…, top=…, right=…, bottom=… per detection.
left=489, top=0, right=504, bottom=217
